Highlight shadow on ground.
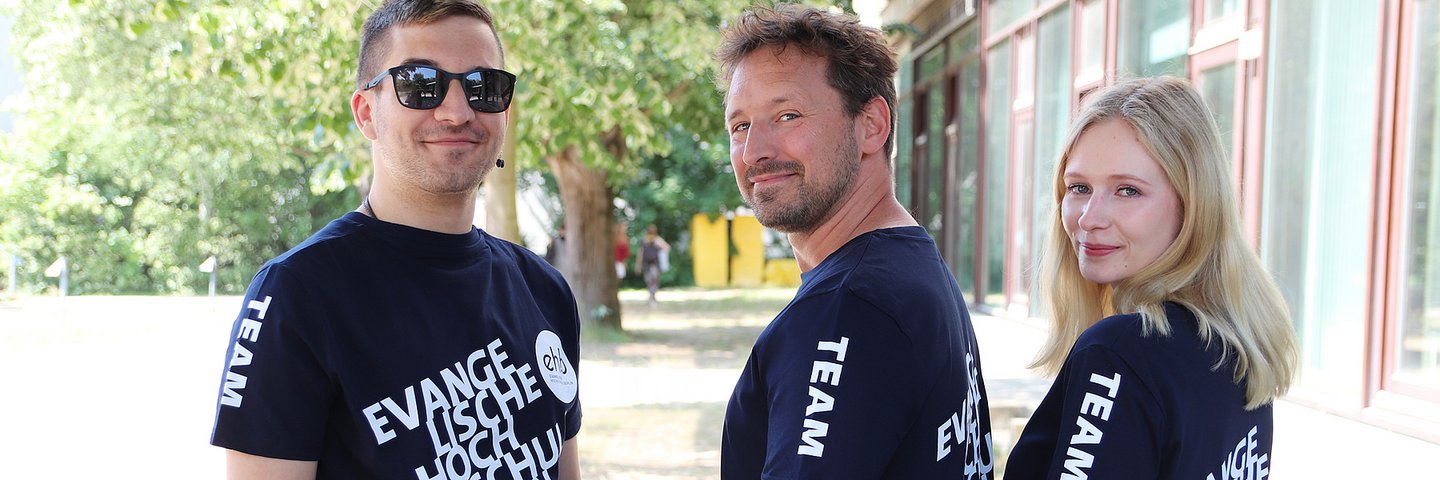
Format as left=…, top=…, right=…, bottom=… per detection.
left=583, top=324, right=770, bottom=370
left=577, top=288, right=792, bottom=480
left=582, top=288, right=792, bottom=370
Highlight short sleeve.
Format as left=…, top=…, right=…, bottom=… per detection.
left=561, top=284, right=583, bottom=441
left=518, top=247, right=585, bottom=442
left=759, top=297, right=931, bottom=479
left=210, top=265, right=332, bottom=460
left=1034, top=345, right=1164, bottom=479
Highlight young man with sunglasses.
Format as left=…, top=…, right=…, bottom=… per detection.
left=210, top=2, right=581, bottom=478
left=715, top=5, right=994, bottom=479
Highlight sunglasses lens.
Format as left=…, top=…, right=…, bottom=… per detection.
left=464, top=70, right=514, bottom=113
left=381, top=65, right=512, bottom=112
left=392, top=66, right=443, bottom=109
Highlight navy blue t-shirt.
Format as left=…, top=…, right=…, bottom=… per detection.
left=211, top=212, right=582, bottom=480
left=722, top=226, right=995, bottom=479
left=1005, top=302, right=1273, bottom=480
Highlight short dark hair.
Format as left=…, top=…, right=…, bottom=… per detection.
left=357, top=0, right=503, bottom=88
left=715, top=4, right=899, bottom=157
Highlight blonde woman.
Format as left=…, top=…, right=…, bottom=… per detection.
left=1005, top=77, right=1298, bottom=479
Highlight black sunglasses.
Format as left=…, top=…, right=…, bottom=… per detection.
left=364, top=64, right=516, bottom=113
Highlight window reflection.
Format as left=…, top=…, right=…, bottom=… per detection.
left=1118, top=0, right=1188, bottom=77
left=1398, top=0, right=1440, bottom=389
left=1262, top=0, right=1382, bottom=395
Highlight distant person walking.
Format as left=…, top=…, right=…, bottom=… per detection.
left=636, top=224, right=669, bottom=304
left=614, top=222, right=631, bottom=279
left=546, top=225, right=567, bottom=266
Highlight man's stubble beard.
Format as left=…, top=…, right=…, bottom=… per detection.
left=383, top=125, right=498, bottom=196
left=747, top=129, right=860, bottom=234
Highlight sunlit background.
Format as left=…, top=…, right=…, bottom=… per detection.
left=2, top=0, right=1439, bottom=478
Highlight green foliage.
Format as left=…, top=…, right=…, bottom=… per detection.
left=620, top=127, right=741, bottom=288
left=493, top=0, right=744, bottom=182
left=494, top=0, right=831, bottom=291
left=490, top=0, right=841, bottom=178
left=0, top=0, right=358, bottom=294
left=0, top=0, right=846, bottom=295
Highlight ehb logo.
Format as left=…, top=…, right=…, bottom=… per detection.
left=543, top=346, right=569, bottom=374
left=534, top=330, right=577, bottom=403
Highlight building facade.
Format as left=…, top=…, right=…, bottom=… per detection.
left=882, top=0, right=1440, bottom=442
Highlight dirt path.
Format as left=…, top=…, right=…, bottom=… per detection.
left=577, top=288, right=792, bottom=479
left=0, top=289, right=794, bottom=479
left=7, top=290, right=1433, bottom=478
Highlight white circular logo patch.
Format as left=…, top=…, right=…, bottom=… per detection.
left=534, top=330, right=577, bottom=403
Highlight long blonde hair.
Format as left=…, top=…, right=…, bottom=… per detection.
left=1030, top=77, right=1298, bottom=409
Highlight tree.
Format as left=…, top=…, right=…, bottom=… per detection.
left=170, top=0, right=761, bottom=329
left=1, top=0, right=842, bottom=326
left=496, top=0, right=846, bottom=328
left=0, top=0, right=358, bottom=294
left=482, top=110, right=522, bottom=243
left=619, top=127, right=742, bottom=290
left=490, top=0, right=760, bottom=329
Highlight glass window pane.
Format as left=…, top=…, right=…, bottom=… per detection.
left=983, top=40, right=1012, bottom=308
left=1079, top=0, right=1107, bottom=82
left=1263, top=0, right=1382, bottom=395
left=1397, top=0, right=1440, bottom=389
left=897, top=60, right=915, bottom=210
left=1206, top=0, right=1242, bottom=21
left=1033, top=5, right=1072, bottom=315
left=1118, top=0, right=1189, bottom=77
left=1012, top=117, right=1034, bottom=305
left=988, top=0, right=1034, bottom=33
left=948, top=52, right=982, bottom=295
left=913, top=90, right=930, bottom=216
left=949, top=20, right=981, bottom=64
left=1198, top=62, right=1237, bottom=155
left=1015, top=33, right=1036, bottom=109
left=925, top=80, right=947, bottom=234
left=919, top=45, right=946, bottom=83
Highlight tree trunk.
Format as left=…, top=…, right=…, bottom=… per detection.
left=547, top=145, right=622, bottom=330
left=482, top=109, right=521, bottom=243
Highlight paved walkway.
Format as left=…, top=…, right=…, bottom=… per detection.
left=968, top=310, right=1440, bottom=478
left=0, top=296, right=231, bottom=478
left=1, top=293, right=1436, bottom=478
